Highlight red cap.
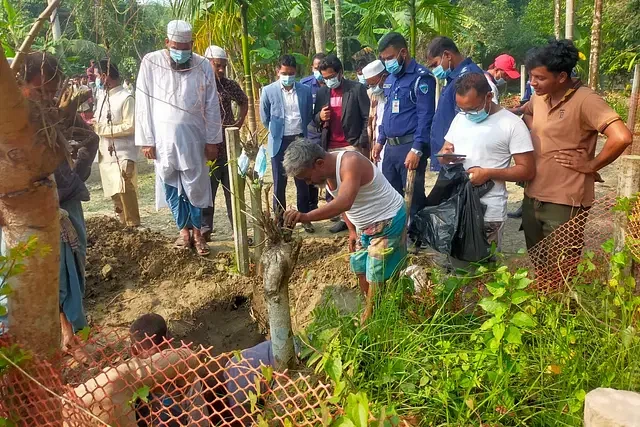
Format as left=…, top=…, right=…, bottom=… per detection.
left=493, top=54, right=520, bottom=80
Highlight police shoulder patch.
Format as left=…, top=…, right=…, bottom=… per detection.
left=419, top=82, right=429, bottom=94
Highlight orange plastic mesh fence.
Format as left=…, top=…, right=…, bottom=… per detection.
left=525, top=192, right=618, bottom=291
left=0, top=329, right=333, bottom=426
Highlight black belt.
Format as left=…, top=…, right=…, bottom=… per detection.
left=283, top=133, right=304, bottom=140
left=386, top=134, right=414, bottom=146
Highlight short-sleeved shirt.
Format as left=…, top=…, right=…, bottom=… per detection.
left=445, top=109, right=534, bottom=222
left=328, top=86, right=349, bottom=149
left=523, top=82, right=621, bottom=207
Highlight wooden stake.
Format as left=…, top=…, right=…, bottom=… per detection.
left=226, top=127, right=250, bottom=275
left=614, top=155, right=640, bottom=280
left=250, top=180, right=264, bottom=266
left=628, top=64, right=640, bottom=155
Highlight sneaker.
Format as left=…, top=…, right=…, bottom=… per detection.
left=507, top=205, right=523, bottom=219
left=329, top=220, right=348, bottom=233
left=330, top=216, right=341, bottom=222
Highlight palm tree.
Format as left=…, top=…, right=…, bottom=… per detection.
left=358, top=0, right=460, bottom=52
left=588, top=0, right=603, bottom=90
left=554, top=0, right=562, bottom=39
left=335, top=0, right=343, bottom=60
left=310, top=0, right=326, bottom=53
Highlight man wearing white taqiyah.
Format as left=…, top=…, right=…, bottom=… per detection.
left=361, top=60, right=388, bottom=171
left=135, top=20, right=222, bottom=256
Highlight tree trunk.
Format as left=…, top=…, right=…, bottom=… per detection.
left=588, top=0, right=603, bottom=90
left=554, top=0, right=562, bottom=39
left=0, top=49, right=62, bottom=357
left=48, top=0, right=62, bottom=41
left=335, top=0, right=343, bottom=60
left=565, top=0, right=574, bottom=40
left=261, top=239, right=301, bottom=371
left=310, top=0, right=326, bottom=53
left=240, top=4, right=257, bottom=135
left=409, top=0, right=417, bottom=57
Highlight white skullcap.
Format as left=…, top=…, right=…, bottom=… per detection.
left=362, top=60, right=385, bottom=79
left=204, top=45, right=227, bottom=59
left=167, top=20, right=193, bottom=43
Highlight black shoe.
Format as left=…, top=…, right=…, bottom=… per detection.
left=329, top=220, right=348, bottom=233
left=302, top=222, right=315, bottom=233
left=508, top=205, right=523, bottom=219
left=330, top=216, right=341, bottom=222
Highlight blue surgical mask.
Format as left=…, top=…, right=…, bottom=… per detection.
left=385, top=58, right=402, bottom=75
left=463, top=99, right=490, bottom=123
left=496, top=78, right=506, bottom=86
left=325, top=76, right=341, bottom=89
left=170, top=48, right=192, bottom=64
left=95, top=77, right=103, bottom=90
left=432, top=56, right=452, bottom=80
left=280, top=74, right=295, bottom=87
left=313, top=70, right=324, bottom=82
left=358, top=74, right=366, bottom=84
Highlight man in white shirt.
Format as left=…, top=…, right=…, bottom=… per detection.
left=135, top=20, right=222, bottom=256
left=439, top=72, right=535, bottom=249
left=94, top=59, right=140, bottom=227
left=362, top=60, right=388, bottom=171
left=259, top=55, right=314, bottom=230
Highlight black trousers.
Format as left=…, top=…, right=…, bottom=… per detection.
left=271, top=135, right=318, bottom=215
left=201, top=155, right=233, bottom=236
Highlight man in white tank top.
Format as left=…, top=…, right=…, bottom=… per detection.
left=282, top=139, right=407, bottom=323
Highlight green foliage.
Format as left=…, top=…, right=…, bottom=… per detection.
left=306, top=253, right=640, bottom=425
left=129, top=385, right=151, bottom=407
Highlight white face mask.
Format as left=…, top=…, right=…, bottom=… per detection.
left=325, top=76, right=341, bottom=89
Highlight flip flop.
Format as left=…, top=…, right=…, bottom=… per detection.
left=174, top=235, right=191, bottom=250
left=193, top=236, right=211, bottom=257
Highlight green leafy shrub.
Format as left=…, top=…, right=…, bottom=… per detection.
left=305, top=245, right=640, bottom=425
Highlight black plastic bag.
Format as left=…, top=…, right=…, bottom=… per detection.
left=450, top=180, right=494, bottom=262
left=410, top=163, right=495, bottom=261
left=410, top=164, right=467, bottom=253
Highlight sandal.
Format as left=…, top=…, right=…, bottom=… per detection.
left=193, top=236, right=211, bottom=257
left=174, top=235, right=191, bottom=250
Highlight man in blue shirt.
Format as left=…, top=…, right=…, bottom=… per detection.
left=426, top=36, right=485, bottom=171
left=371, top=32, right=436, bottom=223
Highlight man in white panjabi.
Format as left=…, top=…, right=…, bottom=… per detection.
left=94, top=59, right=141, bottom=227
left=135, top=20, right=223, bottom=256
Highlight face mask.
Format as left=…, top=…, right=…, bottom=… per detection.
left=432, top=56, right=452, bottom=80
left=371, top=85, right=384, bottom=95
left=385, top=54, right=404, bottom=75
left=254, top=146, right=267, bottom=179
left=95, top=78, right=103, bottom=89
left=170, top=48, right=192, bottom=64
left=358, top=74, right=366, bottom=84
left=313, top=70, right=324, bottom=82
left=325, top=76, right=341, bottom=89
left=464, top=99, right=490, bottom=123
left=280, top=74, right=295, bottom=87
left=496, top=78, right=506, bottom=86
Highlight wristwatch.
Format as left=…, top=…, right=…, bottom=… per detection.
left=410, top=148, right=423, bottom=157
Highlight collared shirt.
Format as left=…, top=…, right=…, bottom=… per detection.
left=524, top=81, right=621, bottom=207
left=378, top=59, right=436, bottom=152
left=282, top=83, right=303, bottom=136
left=430, top=57, right=484, bottom=170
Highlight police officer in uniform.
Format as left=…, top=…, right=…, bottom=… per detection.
left=372, top=32, right=436, bottom=225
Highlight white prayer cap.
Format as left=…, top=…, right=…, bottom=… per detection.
left=362, top=60, right=385, bottom=79
left=167, top=20, right=193, bottom=43
left=204, top=45, right=227, bottom=60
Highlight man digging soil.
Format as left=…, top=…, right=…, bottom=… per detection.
left=283, top=139, right=407, bottom=323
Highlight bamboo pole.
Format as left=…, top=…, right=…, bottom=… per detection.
left=627, top=64, right=640, bottom=155
left=226, top=127, right=250, bottom=275
left=10, top=0, right=62, bottom=72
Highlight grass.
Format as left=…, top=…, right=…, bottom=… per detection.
left=304, top=247, right=640, bottom=426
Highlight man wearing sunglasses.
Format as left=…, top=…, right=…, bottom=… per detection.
left=438, top=73, right=535, bottom=251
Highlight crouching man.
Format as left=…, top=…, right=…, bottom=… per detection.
left=283, top=139, right=407, bottom=322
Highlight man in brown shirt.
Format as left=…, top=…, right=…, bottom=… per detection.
left=519, top=39, right=632, bottom=249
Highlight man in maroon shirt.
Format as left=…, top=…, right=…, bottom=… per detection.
left=313, top=54, right=370, bottom=232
